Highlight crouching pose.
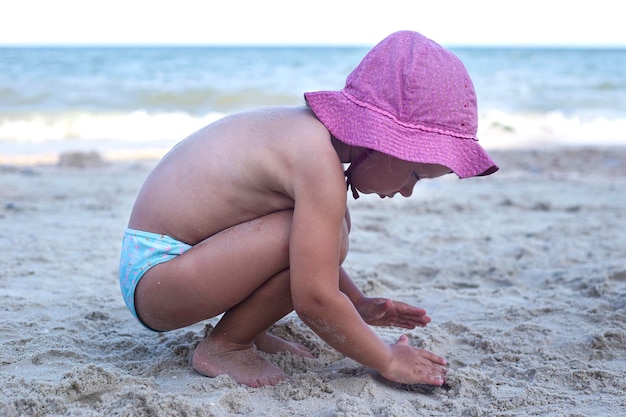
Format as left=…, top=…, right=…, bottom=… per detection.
left=119, top=30, right=498, bottom=388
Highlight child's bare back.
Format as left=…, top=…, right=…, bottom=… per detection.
left=128, top=106, right=331, bottom=246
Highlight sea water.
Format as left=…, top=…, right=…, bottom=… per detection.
left=1, top=46, right=625, bottom=162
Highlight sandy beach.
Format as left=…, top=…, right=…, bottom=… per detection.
left=1, top=146, right=625, bottom=416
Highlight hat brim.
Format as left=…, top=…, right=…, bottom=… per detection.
left=305, top=90, right=498, bottom=179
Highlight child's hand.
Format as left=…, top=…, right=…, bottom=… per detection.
left=381, top=335, right=447, bottom=386
left=355, top=297, right=431, bottom=329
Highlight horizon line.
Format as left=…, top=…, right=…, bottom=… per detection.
left=1, top=42, right=626, bottom=49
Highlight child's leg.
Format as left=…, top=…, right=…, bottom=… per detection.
left=133, top=210, right=309, bottom=386
left=192, top=268, right=305, bottom=387
left=135, top=210, right=294, bottom=329
left=207, top=267, right=311, bottom=357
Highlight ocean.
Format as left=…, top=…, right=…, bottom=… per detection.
left=1, top=45, right=625, bottom=163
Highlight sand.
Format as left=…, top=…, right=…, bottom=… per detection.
left=1, top=147, right=625, bottom=416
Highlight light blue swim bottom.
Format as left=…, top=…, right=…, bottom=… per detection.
left=119, top=228, right=192, bottom=327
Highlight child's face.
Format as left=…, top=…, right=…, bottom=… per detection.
left=350, top=152, right=450, bottom=198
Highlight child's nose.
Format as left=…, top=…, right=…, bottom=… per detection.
left=399, top=173, right=420, bottom=197
left=399, top=184, right=414, bottom=197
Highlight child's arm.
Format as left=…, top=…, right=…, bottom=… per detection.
left=288, top=143, right=445, bottom=386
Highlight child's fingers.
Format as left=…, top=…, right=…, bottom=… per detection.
left=417, top=348, right=448, bottom=366
left=396, top=312, right=431, bottom=328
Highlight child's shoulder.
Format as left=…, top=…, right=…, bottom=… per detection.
left=233, top=106, right=332, bottom=153
left=248, top=105, right=328, bottom=133
left=224, top=105, right=318, bottom=124
left=241, top=106, right=344, bottom=194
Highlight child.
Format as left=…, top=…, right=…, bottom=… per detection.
left=119, top=30, right=498, bottom=388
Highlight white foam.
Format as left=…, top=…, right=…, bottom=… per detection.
left=0, top=110, right=224, bottom=143
left=478, top=110, right=626, bottom=149
left=2, top=108, right=626, bottom=165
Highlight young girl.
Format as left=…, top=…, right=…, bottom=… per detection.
left=119, top=30, right=498, bottom=388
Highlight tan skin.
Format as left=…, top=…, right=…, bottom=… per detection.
left=130, top=106, right=450, bottom=388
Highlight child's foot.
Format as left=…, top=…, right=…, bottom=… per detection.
left=192, top=333, right=287, bottom=388
left=254, top=332, right=314, bottom=358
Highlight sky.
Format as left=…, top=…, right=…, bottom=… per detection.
left=1, top=0, right=625, bottom=47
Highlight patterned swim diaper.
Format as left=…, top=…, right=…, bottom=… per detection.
left=119, top=228, right=192, bottom=323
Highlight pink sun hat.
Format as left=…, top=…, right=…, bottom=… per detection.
left=304, top=30, right=498, bottom=179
